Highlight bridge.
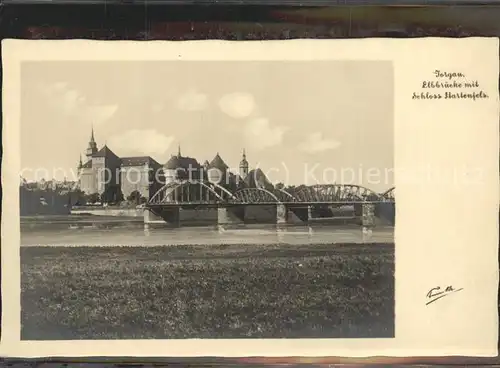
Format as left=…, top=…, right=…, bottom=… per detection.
left=145, top=180, right=395, bottom=227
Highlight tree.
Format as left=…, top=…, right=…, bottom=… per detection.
left=127, top=190, right=142, bottom=205
left=86, top=192, right=100, bottom=204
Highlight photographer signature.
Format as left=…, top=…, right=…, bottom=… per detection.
left=426, top=286, right=463, bottom=305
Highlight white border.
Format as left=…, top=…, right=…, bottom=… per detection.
left=1, top=38, right=499, bottom=357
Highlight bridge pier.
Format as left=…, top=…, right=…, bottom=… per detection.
left=362, top=203, right=376, bottom=227
left=276, top=204, right=310, bottom=225
left=353, top=203, right=377, bottom=227
left=144, top=207, right=180, bottom=227
left=218, top=206, right=245, bottom=227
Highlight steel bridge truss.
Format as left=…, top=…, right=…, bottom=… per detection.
left=148, top=180, right=235, bottom=205
left=291, top=184, right=384, bottom=203
left=232, top=188, right=280, bottom=204
left=382, top=187, right=395, bottom=201
left=148, top=181, right=394, bottom=205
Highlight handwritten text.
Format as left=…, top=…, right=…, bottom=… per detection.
left=412, top=70, right=489, bottom=101
left=426, top=285, right=464, bottom=305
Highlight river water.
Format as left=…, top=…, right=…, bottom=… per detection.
left=20, top=216, right=394, bottom=246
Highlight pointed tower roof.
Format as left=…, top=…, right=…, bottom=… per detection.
left=165, top=155, right=181, bottom=170
left=93, top=144, right=119, bottom=160
left=208, top=152, right=228, bottom=171
left=243, top=168, right=274, bottom=191
left=86, top=126, right=98, bottom=158
left=239, top=148, right=248, bottom=167
left=164, top=146, right=201, bottom=170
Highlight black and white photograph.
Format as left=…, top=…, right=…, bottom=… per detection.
left=19, top=59, right=395, bottom=340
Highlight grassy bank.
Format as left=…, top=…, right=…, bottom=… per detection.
left=21, top=243, right=394, bottom=340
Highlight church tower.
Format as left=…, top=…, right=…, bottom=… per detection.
left=77, top=154, right=83, bottom=174
left=239, top=149, right=249, bottom=179
left=86, top=126, right=98, bottom=159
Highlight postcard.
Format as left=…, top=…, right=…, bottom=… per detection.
left=1, top=38, right=498, bottom=357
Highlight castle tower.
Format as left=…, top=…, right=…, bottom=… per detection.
left=86, top=126, right=98, bottom=159
left=77, top=154, right=83, bottom=174
left=239, top=148, right=249, bottom=179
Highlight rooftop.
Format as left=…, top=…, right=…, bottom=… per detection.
left=208, top=153, right=229, bottom=171
left=93, top=145, right=120, bottom=161
left=121, top=156, right=160, bottom=167
left=164, top=155, right=201, bottom=170
left=243, top=168, right=274, bottom=190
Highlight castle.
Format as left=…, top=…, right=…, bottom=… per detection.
left=77, top=128, right=268, bottom=202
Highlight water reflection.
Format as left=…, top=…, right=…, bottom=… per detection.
left=21, top=217, right=394, bottom=246
left=362, top=226, right=374, bottom=242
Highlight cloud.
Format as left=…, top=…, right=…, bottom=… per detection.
left=41, top=82, right=86, bottom=114
left=244, top=118, right=288, bottom=150
left=83, top=105, right=118, bottom=126
left=40, top=82, right=117, bottom=124
left=298, top=132, right=341, bottom=154
left=107, top=129, right=175, bottom=158
left=176, top=90, right=208, bottom=111
left=219, top=92, right=255, bottom=119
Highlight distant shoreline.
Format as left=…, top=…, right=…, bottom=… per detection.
left=21, top=214, right=142, bottom=224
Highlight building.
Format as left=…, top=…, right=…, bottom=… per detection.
left=79, top=133, right=121, bottom=199
left=242, top=168, right=275, bottom=191
left=77, top=128, right=267, bottom=202
left=78, top=128, right=161, bottom=201
left=239, top=149, right=249, bottom=179
left=164, top=145, right=203, bottom=184
left=207, top=152, right=229, bottom=185
left=120, top=156, right=163, bottom=199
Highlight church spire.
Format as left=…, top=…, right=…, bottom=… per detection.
left=78, top=154, right=83, bottom=168
left=239, top=148, right=249, bottom=179
left=178, top=144, right=181, bottom=157
left=86, top=126, right=98, bottom=159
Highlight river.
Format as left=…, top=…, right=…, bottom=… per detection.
left=21, top=216, right=394, bottom=246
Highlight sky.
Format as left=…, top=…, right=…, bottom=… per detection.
left=21, top=60, right=394, bottom=192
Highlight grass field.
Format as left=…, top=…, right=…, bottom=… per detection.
left=21, top=243, right=394, bottom=340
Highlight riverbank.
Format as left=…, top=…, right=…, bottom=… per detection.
left=21, top=214, right=142, bottom=224
left=21, top=242, right=394, bottom=339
